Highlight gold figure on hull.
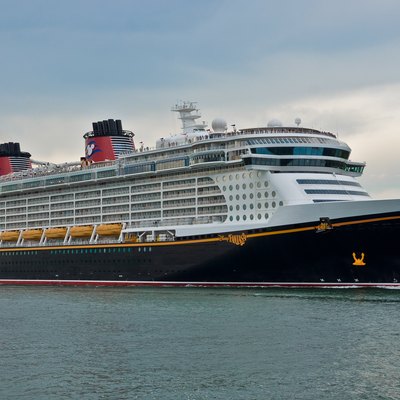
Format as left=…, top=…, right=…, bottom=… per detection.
left=352, top=252, right=366, bottom=266
left=315, top=217, right=333, bottom=233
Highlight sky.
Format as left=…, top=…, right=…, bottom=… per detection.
left=0, top=0, right=399, bottom=198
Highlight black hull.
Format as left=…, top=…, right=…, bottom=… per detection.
left=0, top=213, right=400, bottom=287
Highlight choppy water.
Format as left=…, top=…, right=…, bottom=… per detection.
left=0, top=286, right=399, bottom=400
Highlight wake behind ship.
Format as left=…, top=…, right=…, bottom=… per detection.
left=0, top=102, right=399, bottom=287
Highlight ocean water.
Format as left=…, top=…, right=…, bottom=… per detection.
left=0, top=287, right=399, bottom=400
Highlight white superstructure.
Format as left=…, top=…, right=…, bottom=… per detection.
left=0, top=102, right=370, bottom=247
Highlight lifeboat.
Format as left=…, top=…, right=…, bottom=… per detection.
left=0, top=231, right=20, bottom=241
left=125, top=234, right=138, bottom=243
left=70, top=225, right=94, bottom=238
left=96, top=224, right=122, bottom=237
left=22, top=229, right=43, bottom=241
left=45, top=227, right=67, bottom=239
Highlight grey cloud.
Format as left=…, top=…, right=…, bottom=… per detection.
left=1, top=0, right=400, bottom=198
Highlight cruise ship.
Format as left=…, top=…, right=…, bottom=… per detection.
left=0, top=102, right=399, bottom=287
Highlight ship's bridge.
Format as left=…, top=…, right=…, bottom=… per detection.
left=219, top=128, right=365, bottom=177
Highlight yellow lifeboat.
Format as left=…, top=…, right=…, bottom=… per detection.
left=22, top=229, right=43, bottom=241
left=125, top=234, right=138, bottom=243
left=45, top=227, right=67, bottom=239
left=96, top=224, right=122, bottom=237
left=70, top=225, right=94, bottom=238
left=0, top=230, right=20, bottom=241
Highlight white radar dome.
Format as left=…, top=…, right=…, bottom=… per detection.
left=267, top=119, right=283, bottom=127
left=211, top=118, right=227, bottom=133
left=295, top=117, right=301, bottom=126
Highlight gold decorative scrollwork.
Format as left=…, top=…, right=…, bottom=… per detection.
left=219, top=233, right=247, bottom=246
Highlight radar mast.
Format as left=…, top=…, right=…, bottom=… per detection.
left=171, top=101, right=207, bottom=133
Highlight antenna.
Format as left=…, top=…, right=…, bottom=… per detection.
left=171, top=101, right=207, bottom=132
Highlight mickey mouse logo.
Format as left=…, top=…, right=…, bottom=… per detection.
left=86, top=141, right=101, bottom=158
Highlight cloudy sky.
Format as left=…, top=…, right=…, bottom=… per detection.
left=0, top=0, right=399, bottom=197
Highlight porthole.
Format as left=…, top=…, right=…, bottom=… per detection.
left=235, top=174, right=240, bottom=179
left=236, top=184, right=240, bottom=190
left=236, top=205, right=240, bottom=210
left=257, top=182, right=261, bottom=188
left=250, top=172, right=254, bottom=179
left=222, top=186, right=226, bottom=191
left=257, top=172, right=261, bottom=177
left=229, top=195, right=233, bottom=201
left=272, top=191, right=276, bottom=197
left=250, top=214, right=254, bottom=220
left=229, top=216, right=233, bottom=221
left=229, top=185, right=233, bottom=191
left=229, top=205, right=233, bottom=211
left=257, top=203, right=262, bottom=209
left=265, top=213, right=269, bottom=219
left=243, top=204, right=247, bottom=210
left=250, top=193, right=254, bottom=199
left=257, top=192, right=261, bottom=198
left=279, top=201, right=284, bottom=206
left=222, top=176, right=227, bottom=182
left=236, top=195, right=240, bottom=200
left=264, top=181, right=269, bottom=187
left=242, top=194, right=247, bottom=200
left=265, top=202, right=269, bottom=208
left=242, top=173, right=247, bottom=179
left=243, top=215, right=247, bottom=221
left=265, top=192, right=269, bottom=198
left=249, top=183, right=254, bottom=189
left=272, top=201, right=276, bottom=208
left=236, top=215, right=240, bottom=221
left=257, top=214, right=262, bottom=220
left=250, top=204, right=254, bottom=210
left=242, top=184, right=246, bottom=190
left=229, top=175, right=233, bottom=181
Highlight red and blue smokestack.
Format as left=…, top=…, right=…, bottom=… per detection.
left=0, top=142, right=32, bottom=176
left=83, top=119, right=135, bottom=162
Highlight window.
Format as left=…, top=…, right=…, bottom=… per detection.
left=305, top=189, right=369, bottom=196
left=46, top=176, right=66, bottom=185
left=97, top=169, right=117, bottom=178
left=297, top=179, right=361, bottom=187
left=244, top=157, right=363, bottom=172
left=70, top=173, right=92, bottom=183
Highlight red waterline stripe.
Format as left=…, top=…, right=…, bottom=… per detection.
left=0, top=279, right=399, bottom=288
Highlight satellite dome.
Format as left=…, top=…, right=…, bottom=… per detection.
left=295, top=117, right=302, bottom=126
left=267, top=119, right=283, bottom=128
left=211, top=118, right=227, bottom=133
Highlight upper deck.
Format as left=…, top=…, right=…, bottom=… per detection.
left=0, top=124, right=365, bottom=195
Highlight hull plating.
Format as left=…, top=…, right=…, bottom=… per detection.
left=0, top=214, right=399, bottom=287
